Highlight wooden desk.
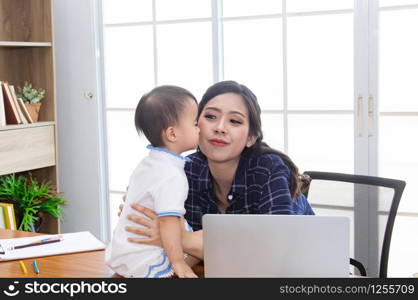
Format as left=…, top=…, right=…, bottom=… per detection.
left=0, top=229, right=204, bottom=278
left=0, top=229, right=113, bottom=278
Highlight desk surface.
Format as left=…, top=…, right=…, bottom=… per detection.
left=0, top=229, right=205, bottom=278
left=0, top=229, right=113, bottom=278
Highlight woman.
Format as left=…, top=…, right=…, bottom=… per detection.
left=122, top=80, right=314, bottom=260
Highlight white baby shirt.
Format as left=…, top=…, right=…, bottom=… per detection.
left=105, top=146, right=193, bottom=278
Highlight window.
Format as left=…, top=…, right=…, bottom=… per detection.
left=103, top=0, right=213, bottom=231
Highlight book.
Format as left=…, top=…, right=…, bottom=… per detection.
left=0, top=231, right=106, bottom=261
left=9, top=85, right=28, bottom=124
left=0, top=81, right=6, bottom=126
left=0, top=202, right=17, bottom=230
left=1, top=82, right=21, bottom=124
left=16, top=97, right=34, bottom=123
left=0, top=207, right=6, bottom=229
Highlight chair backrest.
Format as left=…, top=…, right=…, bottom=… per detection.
left=303, top=171, right=406, bottom=278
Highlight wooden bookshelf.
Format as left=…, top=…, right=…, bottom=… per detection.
left=0, top=0, right=59, bottom=234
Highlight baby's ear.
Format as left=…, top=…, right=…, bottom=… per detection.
left=164, top=126, right=177, bottom=143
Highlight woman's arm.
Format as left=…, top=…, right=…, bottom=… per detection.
left=124, top=203, right=204, bottom=259
left=256, top=157, right=295, bottom=215
left=256, top=155, right=314, bottom=215
left=181, top=228, right=203, bottom=260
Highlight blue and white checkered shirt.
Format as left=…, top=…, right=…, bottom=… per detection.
left=184, top=151, right=315, bottom=231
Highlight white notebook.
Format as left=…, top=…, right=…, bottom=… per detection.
left=0, top=231, right=106, bottom=261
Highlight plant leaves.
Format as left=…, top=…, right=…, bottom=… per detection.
left=0, top=174, right=67, bottom=232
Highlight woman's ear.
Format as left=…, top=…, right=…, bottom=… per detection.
left=164, top=126, right=177, bottom=143
left=246, top=135, right=257, bottom=148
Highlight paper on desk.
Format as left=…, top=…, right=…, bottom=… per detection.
left=0, top=231, right=106, bottom=261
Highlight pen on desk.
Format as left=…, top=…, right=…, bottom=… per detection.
left=19, top=260, right=28, bottom=275
left=33, top=260, right=40, bottom=274
left=8, top=235, right=63, bottom=251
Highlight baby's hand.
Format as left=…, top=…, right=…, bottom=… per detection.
left=172, top=261, right=198, bottom=278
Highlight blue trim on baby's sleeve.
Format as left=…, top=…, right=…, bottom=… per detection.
left=157, top=212, right=183, bottom=218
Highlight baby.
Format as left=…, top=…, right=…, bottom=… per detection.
left=105, top=85, right=200, bottom=278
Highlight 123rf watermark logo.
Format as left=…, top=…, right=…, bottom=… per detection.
left=2, top=281, right=127, bottom=297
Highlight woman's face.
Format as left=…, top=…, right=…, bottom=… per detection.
left=198, top=92, right=256, bottom=164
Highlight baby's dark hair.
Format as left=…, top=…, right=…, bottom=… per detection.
left=134, top=85, right=197, bottom=147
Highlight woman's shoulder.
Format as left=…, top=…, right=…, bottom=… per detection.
left=184, top=151, right=207, bottom=174
left=246, top=153, right=290, bottom=176
left=185, top=151, right=206, bottom=165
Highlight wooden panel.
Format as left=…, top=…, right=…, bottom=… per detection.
left=0, top=47, right=16, bottom=81
left=0, top=125, right=55, bottom=175
left=0, top=250, right=112, bottom=278
left=0, top=0, right=58, bottom=234
left=30, top=165, right=58, bottom=188
left=12, top=47, right=55, bottom=121
left=0, top=0, right=52, bottom=42
left=36, top=213, right=60, bottom=234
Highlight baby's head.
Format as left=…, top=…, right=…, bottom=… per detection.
left=135, top=85, right=200, bottom=154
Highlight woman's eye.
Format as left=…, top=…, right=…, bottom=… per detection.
left=230, top=119, right=242, bottom=125
left=204, top=114, right=216, bottom=120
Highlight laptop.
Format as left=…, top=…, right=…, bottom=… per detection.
left=202, top=214, right=349, bottom=278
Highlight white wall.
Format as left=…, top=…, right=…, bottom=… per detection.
left=53, top=0, right=110, bottom=241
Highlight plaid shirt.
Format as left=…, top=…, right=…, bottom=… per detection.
left=184, top=152, right=315, bottom=231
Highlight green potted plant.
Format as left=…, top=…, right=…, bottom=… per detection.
left=0, top=173, right=67, bottom=232
left=16, top=82, right=46, bottom=122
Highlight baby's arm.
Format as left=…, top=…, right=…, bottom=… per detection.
left=159, top=216, right=197, bottom=278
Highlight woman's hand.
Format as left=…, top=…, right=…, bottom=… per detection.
left=125, top=203, right=162, bottom=248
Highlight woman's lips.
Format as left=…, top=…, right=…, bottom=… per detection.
left=209, top=139, right=229, bottom=147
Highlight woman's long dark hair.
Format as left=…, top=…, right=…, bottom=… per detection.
left=199, top=80, right=309, bottom=199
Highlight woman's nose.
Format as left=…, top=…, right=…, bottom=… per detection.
left=214, top=119, right=227, bottom=134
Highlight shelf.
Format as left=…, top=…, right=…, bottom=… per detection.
left=0, top=123, right=56, bottom=176
left=0, top=0, right=58, bottom=234
left=0, top=121, right=55, bottom=131
left=0, top=41, right=52, bottom=47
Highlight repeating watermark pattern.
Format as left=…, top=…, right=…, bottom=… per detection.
left=1, top=278, right=416, bottom=299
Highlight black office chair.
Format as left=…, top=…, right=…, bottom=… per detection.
left=302, top=171, right=406, bottom=278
